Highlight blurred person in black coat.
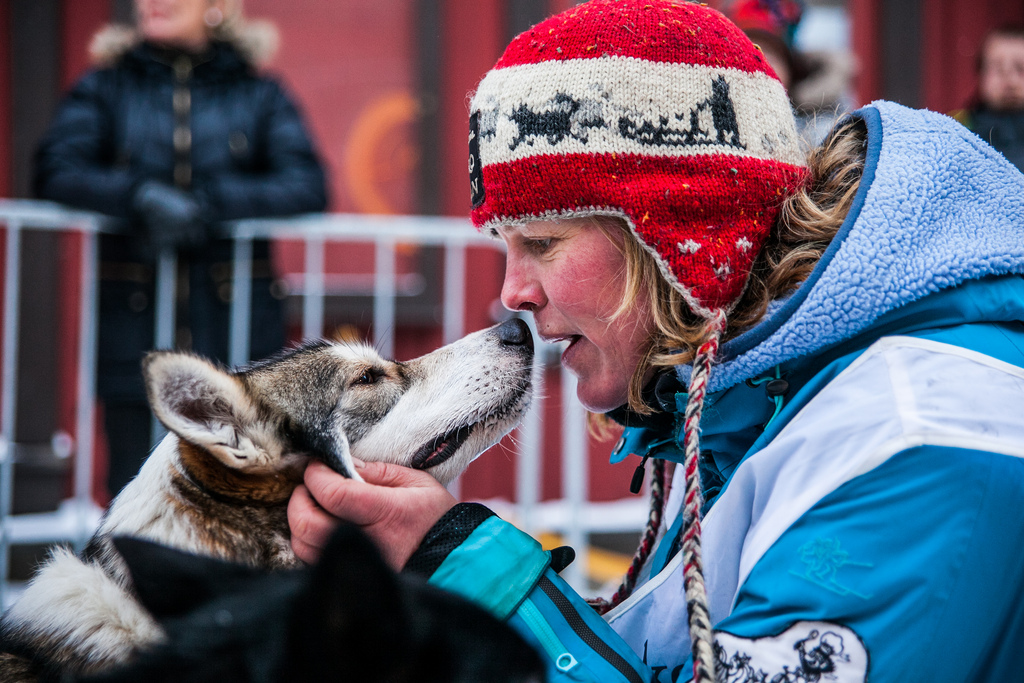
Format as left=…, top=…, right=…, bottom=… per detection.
left=34, top=0, right=328, bottom=498
left=954, top=25, right=1024, bottom=171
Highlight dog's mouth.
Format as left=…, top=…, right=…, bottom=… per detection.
left=411, top=423, right=475, bottom=470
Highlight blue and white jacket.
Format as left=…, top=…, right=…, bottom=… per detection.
left=404, top=101, right=1024, bottom=683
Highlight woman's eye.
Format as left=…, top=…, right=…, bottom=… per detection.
left=525, top=237, right=554, bottom=253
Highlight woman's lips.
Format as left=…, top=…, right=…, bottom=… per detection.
left=539, top=333, right=583, bottom=369
left=559, top=335, right=583, bottom=368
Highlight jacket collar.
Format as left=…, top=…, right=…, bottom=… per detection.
left=122, top=41, right=251, bottom=82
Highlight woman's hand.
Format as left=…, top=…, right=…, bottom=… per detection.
left=288, top=459, right=457, bottom=570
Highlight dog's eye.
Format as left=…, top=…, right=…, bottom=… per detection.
left=353, top=369, right=381, bottom=386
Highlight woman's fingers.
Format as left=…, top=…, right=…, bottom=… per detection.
left=291, top=460, right=457, bottom=570
left=301, top=460, right=383, bottom=526
left=290, top=531, right=322, bottom=566
left=353, top=458, right=444, bottom=490
left=287, top=483, right=340, bottom=564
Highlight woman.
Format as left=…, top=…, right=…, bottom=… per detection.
left=289, top=2, right=1024, bottom=681
left=34, top=0, right=327, bottom=497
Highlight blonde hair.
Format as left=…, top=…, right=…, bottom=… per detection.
left=607, top=117, right=869, bottom=413
left=89, top=0, right=279, bottom=68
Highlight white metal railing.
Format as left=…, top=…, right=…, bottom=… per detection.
left=0, top=200, right=647, bottom=602
left=0, top=200, right=107, bottom=610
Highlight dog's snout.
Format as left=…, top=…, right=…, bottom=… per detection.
left=497, top=318, right=533, bottom=351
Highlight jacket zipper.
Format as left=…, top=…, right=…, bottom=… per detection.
left=519, top=598, right=580, bottom=674
left=538, top=576, right=646, bottom=683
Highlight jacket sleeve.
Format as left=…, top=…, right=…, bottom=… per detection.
left=405, top=503, right=651, bottom=683
left=199, top=79, right=328, bottom=221
left=33, top=71, right=141, bottom=217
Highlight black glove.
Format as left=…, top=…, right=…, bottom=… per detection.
left=132, top=181, right=210, bottom=252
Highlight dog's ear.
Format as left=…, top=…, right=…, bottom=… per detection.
left=112, top=536, right=271, bottom=618
left=301, top=424, right=363, bottom=482
left=143, top=352, right=269, bottom=468
left=287, top=523, right=412, bottom=680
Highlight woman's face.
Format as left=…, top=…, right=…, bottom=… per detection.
left=497, top=218, right=654, bottom=413
left=136, top=0, right=220, bottom=51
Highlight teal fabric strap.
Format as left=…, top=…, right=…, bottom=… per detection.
left=610, top=425, right=664, bottom=464
left=649, top=506, right=685, bottom=576
left=429, top=516, right=550, bottom=620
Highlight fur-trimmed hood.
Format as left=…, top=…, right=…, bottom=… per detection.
left=89, top=20, right=278, bottom=68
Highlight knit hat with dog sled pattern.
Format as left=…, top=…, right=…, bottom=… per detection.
left=468, top=0, right=806, bottom=317
left=469, top=3, right=808, bottom=682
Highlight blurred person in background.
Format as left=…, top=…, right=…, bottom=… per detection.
left=718, top=0, right=806, bottom=91
left=34, top=0, right=328, bottom=498
left=719, top=0, right=855, bottom=145
left=954, top=25, right=1024, bottom=171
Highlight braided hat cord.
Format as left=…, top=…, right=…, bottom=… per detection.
left=679, top=309, right=727, bottom=683
left=588, top=458, right=667, bottom=615
left=589, top=310, right=724, bottom=683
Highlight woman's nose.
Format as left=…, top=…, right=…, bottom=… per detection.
left=500, top=258, right=543, bottom=312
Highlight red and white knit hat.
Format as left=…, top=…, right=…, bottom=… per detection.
left=469, top=0, right=807, bottom=317
left=470, top=3, right=808, bottom=681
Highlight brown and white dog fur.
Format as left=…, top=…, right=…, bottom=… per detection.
left=0, top=319, right=534, bottom=680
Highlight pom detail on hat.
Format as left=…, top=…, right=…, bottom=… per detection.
left=469, top=0, right=808, bottom=317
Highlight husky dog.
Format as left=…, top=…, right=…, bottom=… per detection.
left=0, top=319, right=534, bottom=681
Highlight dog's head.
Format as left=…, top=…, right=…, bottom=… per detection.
left=143, top=318, right=534, bottom=500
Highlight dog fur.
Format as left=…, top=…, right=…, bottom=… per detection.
left=0, top=319, right=534, bottom=680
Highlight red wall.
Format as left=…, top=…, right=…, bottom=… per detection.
left=246, top=0, right=418, bottom=215
left=60, top=0, right=110, bottom=88
left=246, top=1, right=462, bottom=361
left=849, top=0, right=881, bottom=106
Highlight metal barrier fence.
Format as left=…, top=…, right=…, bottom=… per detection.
left=0, top=200, right=647, bottom=603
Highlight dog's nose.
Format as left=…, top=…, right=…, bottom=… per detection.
left=497, top=317, right=533, bottom=351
